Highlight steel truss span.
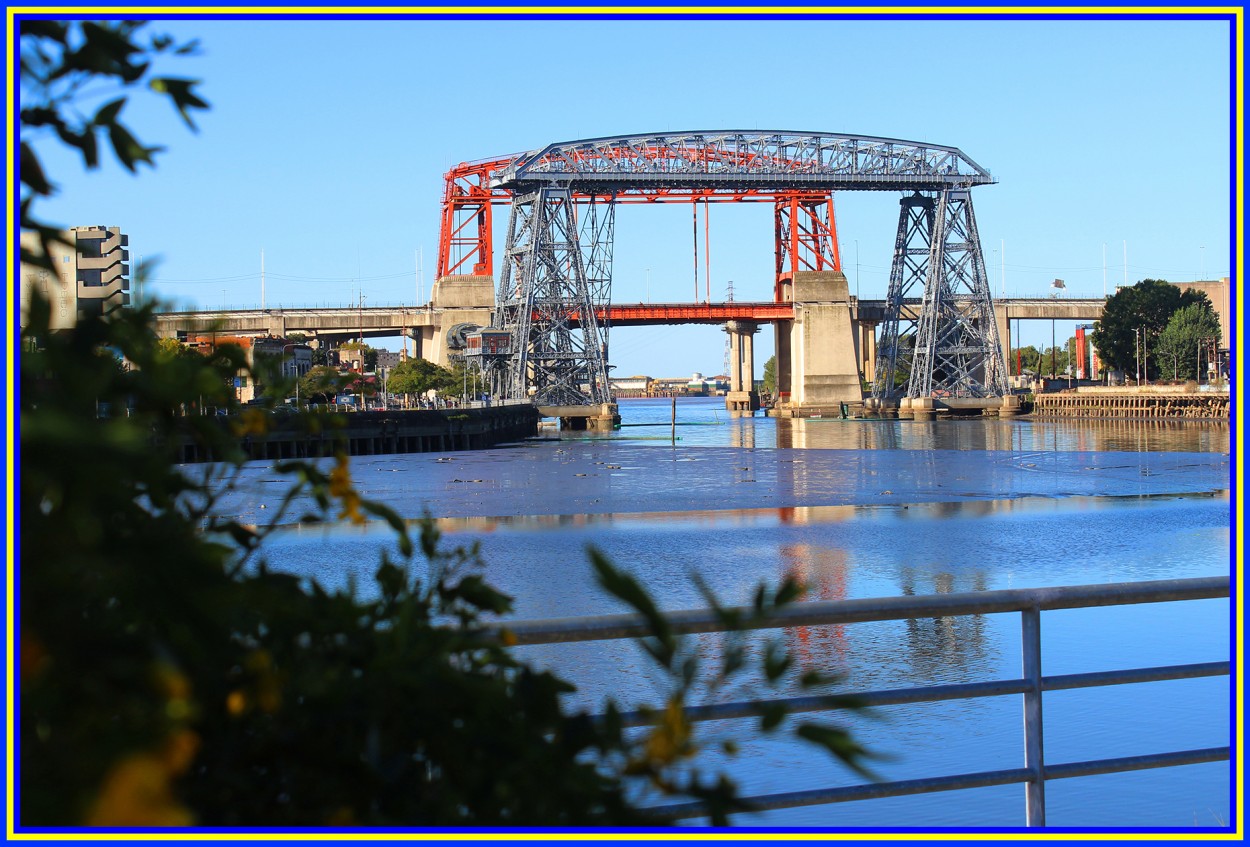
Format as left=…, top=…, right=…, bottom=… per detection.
left=491, top=131, right=995, bottom=193
left=442, top=131, right=1001, bottom=407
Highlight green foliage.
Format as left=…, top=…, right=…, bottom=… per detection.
left=388, top=358, right=456, bottom=400
left=154, top=336, right=200, bottom=363
left=21, top=300, right=875, bottom=827
left=18, top=19, right=875, bottom=827
left=19, top=20, right=208, bottom=267
left=1154, top=302, right=1221, bottom=381
left=1013, top=345, right=1042, bottom=375
left=298, top=365, right=347, bottom=404
left=762, top=356, right=777, bottom=394
left=1090, top=279, right=1212, bottom=378
left=441, top=358, right=482, bottom=400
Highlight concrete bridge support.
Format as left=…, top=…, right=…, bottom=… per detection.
left=995, top=304, right=1013, bottom=382
left=858, top=318, right=878, bottom=385
left=538, top=403, right=621, bottom=431
left=428, top=274, right=495, bottom=366
left=724, top=320, right=761, bottom=415
left=772, top=271, right=863, bottom=416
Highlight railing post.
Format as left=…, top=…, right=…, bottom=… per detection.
left=1022, top=605, right=1046, bottom=826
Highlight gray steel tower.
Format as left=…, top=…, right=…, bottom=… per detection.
left=873, top=190, right=1007, bottom=400
left=492, top=186, right=612, bottom=406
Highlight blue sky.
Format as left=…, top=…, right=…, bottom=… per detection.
left=24, top=13, right=1235, bottom=378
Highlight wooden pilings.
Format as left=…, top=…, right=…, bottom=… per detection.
left=1031, top=392, right=1229, bottom=420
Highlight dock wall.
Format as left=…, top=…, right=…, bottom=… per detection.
left=178, top=405, right=542, bottom=464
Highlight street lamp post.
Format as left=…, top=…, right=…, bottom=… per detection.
left=282, top=343, right=301, bottom=407
left=1134, top=328, right=1141, bottom=385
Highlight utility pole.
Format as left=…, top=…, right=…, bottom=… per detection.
left=261, top=249, right=266, bottom=310
left=1051, top=320, right=1056, bottom=380
left=1000, top=238, right=1005, bottom=297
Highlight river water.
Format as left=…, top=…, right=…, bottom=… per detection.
left=218, top=398, right=1234, bottom=831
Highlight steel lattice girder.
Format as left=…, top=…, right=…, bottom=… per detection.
left=872, top=193, right=934, bottom=399
left=774, top=194, right=841, bottom=300
left=492, top=131, right=994, bottom=193
left=904, top=190, right=1008, bottom=399
left=438, top=131, right=995, bottom=279
left=578, top=196, right=615, bottom=359
left=493, top=187, right=611, bottom=406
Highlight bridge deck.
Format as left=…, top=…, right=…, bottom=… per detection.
left=153, top=297, right=1108, bottom=337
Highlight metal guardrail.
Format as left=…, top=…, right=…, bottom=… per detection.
left=499, top=576, right=1231, bottom=827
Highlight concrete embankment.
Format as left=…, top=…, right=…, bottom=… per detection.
left=178, top=405, right=541, bottom=463
left=1031, top=387, right=1229, bottom=420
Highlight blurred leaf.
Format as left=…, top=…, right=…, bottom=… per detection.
left=20, top=20, right=68, bottom=42
left=93, top=97, right=127, bottom=127
left=588, top=548, right=674, bottom=668
left=359, top=500, right=413, bottom=558
left=774, top=576, right=804, bottom=607
left=19, top=142, right=54, bottom=195
left=762, top=639, right=791, bottom=683
left=107, top=122, right=162, bottom=171
left=757, top=702, right=787, bottom=732
left=446, top=574, right=512, bottom=616
left=149, top=77, right=208, bottom=130
left=796, top=722, right=876, bottom=778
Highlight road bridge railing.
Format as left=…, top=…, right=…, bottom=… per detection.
left=496, top=576, right=1231, bottom=827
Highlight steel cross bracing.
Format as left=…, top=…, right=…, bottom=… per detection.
left=578, top=195, right=616, bottom=343
left=872, top=193, right=933, bottom=398
left=440, top=131, right=1003, bottom=407
left=874, top=191, right=1007, bottom=400
left=492, top=186, right=611, bottom=406
left=774, top=193, right=840, bottom=301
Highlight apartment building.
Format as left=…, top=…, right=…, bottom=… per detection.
left=20, top=226, right=130, bottom=330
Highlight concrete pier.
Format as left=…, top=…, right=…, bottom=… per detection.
left=771, top=270, right=864, bottom=417
left=724, top=320, right=761, bottom=416
left=538, top=403, right=621, bottom=431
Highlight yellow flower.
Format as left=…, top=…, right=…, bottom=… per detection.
left=85, top=752, right=194, bottom=827
left=627, top=698, right=695, bottom=777
left=226, top=690, right=247, bottom=716
left=644, top=699, right=692, bottom=764
left=230, top=408, right=271, bottom=437
left=329, top=455, right=366, bottom=525
left=161, top=730, right=201, bottom=775
left=325, top=806, right=356, bottom=826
